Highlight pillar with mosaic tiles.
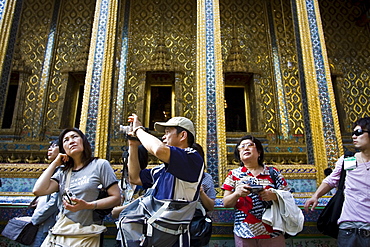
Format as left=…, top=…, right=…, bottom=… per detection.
left=197, top=0, right=228, bottom=187
left=295, top=0, right=343, bottom=185
left=79, top=0, right=119, bottom=159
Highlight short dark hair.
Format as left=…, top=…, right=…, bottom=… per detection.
left=324, top=168, right=332, bottom=177
left=49, top=139, right=59, bottom=147
left=174, top=126, right=195, bottom=147
left=353, top=117, right=370, bottom=132
left=234, top=135, right=264, bottom=167
left=58, top=128, right=95, bottom=171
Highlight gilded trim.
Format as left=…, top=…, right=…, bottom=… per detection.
left=0, top=163, right=316, bottom=180
left=296, top=0, right=342, bottom=186
left=0, top=0, right=17, bottom=81
left=296, top=0, right=326, bottom=185
left=95, top=0, right=118, bottom=158
left=196, top=0, right=208, bottom=165
left=79, top=0, right=102, bottom=133
left=212, top=0, right=228, bottom=187
left=313, top=0, right=343, bottom=161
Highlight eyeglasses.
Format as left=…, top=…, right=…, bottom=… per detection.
left=352, top=129, right=369, bottom=136
left=237, top=142, right=256, bottom=150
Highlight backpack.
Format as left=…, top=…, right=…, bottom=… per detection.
left=119, top=194, right=197, bottom=247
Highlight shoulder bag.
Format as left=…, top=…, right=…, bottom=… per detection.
left=1, top=216, right=38, bottom=245
left=41, top=169, right=106, bottom=247
left=316, top=159, right=347, bottom=239
left=189, top=203, right=212, bottom=247
left=1, top=196, right=41, bottom=245
left=93, top=186, right=113, bottom=220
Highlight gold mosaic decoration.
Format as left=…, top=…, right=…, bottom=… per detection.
left=123, top=0, right=197, bottom=122
left=220, top=0, right=304, bottom=141
left=2, top=0, right=369, bottom=185
left=196, top=0, right=208, bottom=158
left=46, top=0, right=95, bottom=132
left=0, top=0, right=17, bottom=81
left=11, top=0, right=55, bottom=138
left=320, top=0, right=370, bottom=130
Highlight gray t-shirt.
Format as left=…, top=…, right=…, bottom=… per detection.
left=52, top=158, right=118, bottom=226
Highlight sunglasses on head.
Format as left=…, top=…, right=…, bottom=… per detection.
left=352, top=129, right=369, bottom=136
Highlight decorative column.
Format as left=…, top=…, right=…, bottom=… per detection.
left=295, top=0, right=343, bottom=184
left=80, top=0, right=119, bottom=158
left=196, top=0, right=227, bottom=186
left=0, top=0, right=16, bottom=78
left=112, top=0, right=131, bottom=139
left=0, top=0, right=21, bottom=120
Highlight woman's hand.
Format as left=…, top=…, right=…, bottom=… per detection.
left=235, top=184, right=251, bottom=197
left=258, top=189, right=277, bottom=201
left=52, top=153, right=69, bottom=167
left=63, top=197, right=88, bottom=212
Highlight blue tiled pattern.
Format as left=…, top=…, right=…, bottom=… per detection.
left=204, top=0, right=219, bottom=184
left=287, top=179, right=316, bottom=193
left=0, top=196, right=34, bottom=204
left=85, top=0, right=109, bottom=149
left=0, top=0, right=5, bottom=21
left=114, top=0, right=130, bottom=138
left=305, top=0, right=339, bottom=162
left=0, top=178, right=37, bottom=192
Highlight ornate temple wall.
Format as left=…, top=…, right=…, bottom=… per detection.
left=0, top=0, right=369, bottom=245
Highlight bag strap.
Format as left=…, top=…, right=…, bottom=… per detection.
left=196, top=201, right=206, bottom=216
left=65, top=168, right=72, bottom=189
left=27, top=196, right=39, bottom=209
left=338, top=158, right=347, bottom=190
left=121, top=146, right=129, bottom=191
left=269, top=166, right=277, bottom=186
left=61, top=169, right=73, bottom=215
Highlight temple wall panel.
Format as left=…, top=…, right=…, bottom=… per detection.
left=122, top=0, right=197, bottom=123
left=0, top=0, right=369, bottom=243
left=319, top=0, right=370, bottom=143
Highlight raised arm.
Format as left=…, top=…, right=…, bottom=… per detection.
left=127, top=139, right=143, bottom=185
left=128, top=114, right=171, bottom=163
left=33, top=153, right=68, bottom=196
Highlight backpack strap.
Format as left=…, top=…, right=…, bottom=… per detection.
left=337, top=151, right=354, bottom=191
left=268, top=166, right=277, bottom=187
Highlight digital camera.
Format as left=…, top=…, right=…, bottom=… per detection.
left=62, top=189, right=77, bottom=205
left=247, top=184, right=264, bottom=194
left=119, top=124, right=150, bottom=140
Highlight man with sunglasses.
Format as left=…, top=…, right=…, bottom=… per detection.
left=304, top=117, right=370, bottom=247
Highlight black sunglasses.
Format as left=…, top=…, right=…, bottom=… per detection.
left=352, top=129, right=369, bottom=136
